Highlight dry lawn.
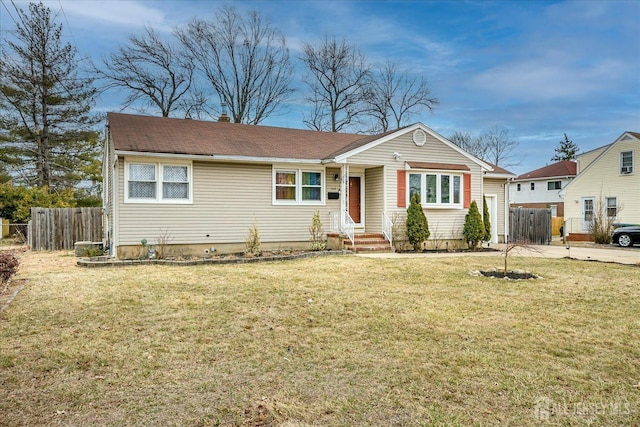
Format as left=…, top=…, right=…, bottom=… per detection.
left=1, top=250, right=639, bottom=426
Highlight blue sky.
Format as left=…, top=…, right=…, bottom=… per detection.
left=3, top=0, right=640, bottom=175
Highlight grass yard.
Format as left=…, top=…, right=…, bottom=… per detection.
left=1, top=251, right=639, bottom=426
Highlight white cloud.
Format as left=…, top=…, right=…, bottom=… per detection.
left=56, top=0, right=168, bottom=29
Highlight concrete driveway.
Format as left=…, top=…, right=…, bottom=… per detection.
left=357, top=243, right=640, bottom=266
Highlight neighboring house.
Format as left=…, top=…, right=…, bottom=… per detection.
left=560, top=131, right=640, bottom=240
left=509, top=160, right=577, bottom=218
left=103, top=113, right=514, bottom=258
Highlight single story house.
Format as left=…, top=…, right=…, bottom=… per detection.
left=102, top=113, right=514, bottom=258
left=560, top=131, right=639, bottom=240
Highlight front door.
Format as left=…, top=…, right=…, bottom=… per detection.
left=348, top=177, right=361, bottom=224
left=582, top=197, right=595, bottom=231
left=484, top=195, right=498, bottom=243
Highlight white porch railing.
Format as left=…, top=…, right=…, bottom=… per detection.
left=343, top=210, right=355, bottom=249
left=382, top=211, right=393, bottom=248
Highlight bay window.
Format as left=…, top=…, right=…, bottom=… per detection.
left=408, top=172, right=463, bottom=207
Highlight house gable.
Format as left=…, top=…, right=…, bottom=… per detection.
left=331, top=123, right=492, bottom=171
left=562, top=131, right=640, bottom=229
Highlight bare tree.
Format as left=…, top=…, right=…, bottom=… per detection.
left=176, top=6, right=294, bottom=124
left=94, top=27, right=195, bottom=117
left=481, top=126, right=521, bottom=168
left=301, top=36, right=370, bottom=132
left=365, top=60, right=438, bottom=132
left=449, top=130, right=489, bottom=160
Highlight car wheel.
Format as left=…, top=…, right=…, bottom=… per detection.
left=617, top=233, right=632, bottom=247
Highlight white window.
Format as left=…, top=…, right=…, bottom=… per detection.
left=408, top=172, right=462, bottom=207
left=516, top=183, right=521, bottom=191
left=606, top=197, right=617, bottom=218
left=273, top=168, right=324, bottom=205
left=621, top=151, right=633, bottom=174
left=530, top=182, right=535, bottom=191
left=128, top=164, right=156, bottom=199
left=163, top=165, right=189, bottom=199
left=125, top=161, right=192, bottom=203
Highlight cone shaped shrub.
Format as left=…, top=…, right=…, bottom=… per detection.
left=406, top=192, right=430, bottom=251
left=483, top=195, right=491, bottom=242
left=463, top=200, right=485, bottom=249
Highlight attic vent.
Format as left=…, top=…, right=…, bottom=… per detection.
left=413, top=129, right=426, bottom=146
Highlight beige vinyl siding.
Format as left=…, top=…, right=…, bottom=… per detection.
left=349, top=132, right=484, bottom=238
left=564, top=137, right=639, bottom=227
left=483, top=178, right=507, bottom=239
left=364, top=166, right=384, bottom=232
left=577, top=145, right=608, bottom=173
left=117, top=159, right=339, bottom=246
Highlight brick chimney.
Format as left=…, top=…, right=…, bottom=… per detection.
left=218, top=102, right=231, bottom=122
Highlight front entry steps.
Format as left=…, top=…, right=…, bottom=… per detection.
left=342, top=233, right=392, bottom=253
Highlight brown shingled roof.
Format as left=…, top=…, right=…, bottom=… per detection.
left=107, top=112, right=376, bottom=160
left=515, top=160, right=577, bottom=180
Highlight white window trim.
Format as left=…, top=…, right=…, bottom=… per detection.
left=124, top=160, right=193, bottom=204
left=408, top=170, right=464, bottom=209
left=272, top=166, right=325, bottom=205
left=620, top=150, right=634, bottom=175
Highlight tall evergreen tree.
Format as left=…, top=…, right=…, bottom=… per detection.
left=551, top=133, right=579, bottom=161
left=0, top=1, right=100, bottom=189
left=406, top=193, right=430, bottom=251
left=482, top=195, right=491, bottom=242
left=463, top=200, right=485, bottom=249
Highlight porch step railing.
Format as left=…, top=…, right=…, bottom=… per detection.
left=382, top=211, right=393, bottom=248
left=343, top=210, right=355, bottom=249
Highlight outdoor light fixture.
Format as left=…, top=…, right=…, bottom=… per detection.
left=334, top=173, right=340, bottom=181
left=393, top=152, right=401, bottom=160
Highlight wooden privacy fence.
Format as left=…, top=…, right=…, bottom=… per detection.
left=509, top=208, right=551, bottom=245
left=29, top=207, right=103, bottom=251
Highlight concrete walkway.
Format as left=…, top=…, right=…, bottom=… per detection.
left=356, top=243, right=640, bottom=266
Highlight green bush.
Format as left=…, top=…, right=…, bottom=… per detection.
left=406, top=193, right=430, bottom=251
left=463, top=200, right=485, bottom=249
left=483, top=195, right=491, bottom=242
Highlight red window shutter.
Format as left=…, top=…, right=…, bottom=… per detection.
left=463, top=173, right=472, bottom=208
left=397, top=170, right=406, bottom=207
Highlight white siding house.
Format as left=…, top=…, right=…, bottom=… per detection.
left=509, top=160, right=576, bottom=217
